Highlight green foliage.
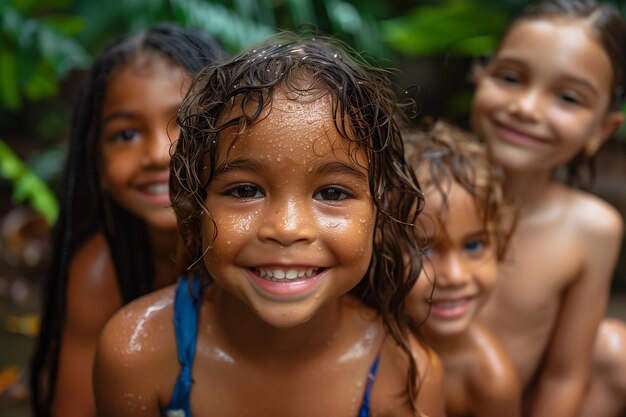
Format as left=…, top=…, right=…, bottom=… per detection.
left=0, top=0, right=90, bottom=110
left=381, top=0, right=511, bottom=56
left=0, top=140, right=58, bottom=225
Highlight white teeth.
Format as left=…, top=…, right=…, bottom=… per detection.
left=144, top=183, right=169, bottom=194
left=255, top=267, right=319, bottom=281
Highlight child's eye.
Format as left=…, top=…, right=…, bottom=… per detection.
left=225, top=184, right=263, bottom=199
left=314, top=186, right=351, bottom=201
left=111, top=128, right=140, bottom=143
left=464, top=239, right=486, bottom=254
left=557, top=90, right=582, bottom=106
left=493, top=71, right=521, bottom=85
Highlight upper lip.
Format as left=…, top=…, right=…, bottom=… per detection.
left=134, top=173, right=170, bottom=187
left=429, top=294, right=476, bottom=303
left=492, top=119, right=548, bottom=143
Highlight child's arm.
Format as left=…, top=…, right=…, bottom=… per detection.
left=52, top=234, right=122, bottom=417
left=472, top=321, right=522, bottom=417
left=93, top=290, right=176, bottom=417
left=528, top=200, right=623, bottom=417
left=412, top=338, right=447, bottom=417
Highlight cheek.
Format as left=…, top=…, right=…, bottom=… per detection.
left=476, top=261, right=498, bottom=294
left=406, top=270, right=434, bottom=321
left=318, top=205, right=375, bottom=260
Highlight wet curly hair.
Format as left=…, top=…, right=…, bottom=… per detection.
left=404, top=120, right=512, bottom=260
left=171, top=31, right=425, bottom=410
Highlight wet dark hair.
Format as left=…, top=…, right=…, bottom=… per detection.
left=171, top=32, right=424, bottom=410
left=30, top=23, right=224, bottom=417
left=404, top=120, right=511, bottom=261
left=503, top=0, right=626, bottom=186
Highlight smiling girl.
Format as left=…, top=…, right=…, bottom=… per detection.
left=92, top=33, right=446, bottom=417
left=30, top=24, right=224, bottom=417
left=471, top=1, right=626, bottom=416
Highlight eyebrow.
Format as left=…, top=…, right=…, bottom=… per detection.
left=101, top=103, right=181, bottom=126
left=313, top=161, right=367, bottom=181
left=212, top=159, right=265, bottom=180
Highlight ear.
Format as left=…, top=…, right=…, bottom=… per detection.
left=469, top=61, right=486, bottom=86
left=587, top=110, right=625, bottom=156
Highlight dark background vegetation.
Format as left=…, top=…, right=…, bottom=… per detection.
left=1, top=0, right=625, bottom=293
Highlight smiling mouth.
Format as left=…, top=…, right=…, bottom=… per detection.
left=493, top=121, right=547, bottom=145
left=253, top=267, right=323, bottom=282
left=430, top=298, right=472, bottom=309
left=139, top=183, right=169, bottom=195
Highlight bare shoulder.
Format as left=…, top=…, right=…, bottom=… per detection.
left=94, top=285, right=179, bottom=416
left=66, top=233, right=122, bottom=336
left=97, top=284, right=177, bottom=362
left=468, top=320, right=521, bottom=406
left=561, top=186, right=623, bottom=238
left=409, top=334, right=446, bottom=417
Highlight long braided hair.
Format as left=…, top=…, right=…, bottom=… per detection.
left=29, top=23, right=224, bottom=417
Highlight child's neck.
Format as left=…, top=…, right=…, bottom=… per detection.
left=422, top=327, right=469, bottom=355
left=211, top=289, right=348, bottom=360
left=505, top=167, right=555, bottom=212
left=148, top=227, right=178, bottom=288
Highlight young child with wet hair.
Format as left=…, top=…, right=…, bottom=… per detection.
left=404, top=120, right=521, bottom=417
left=93, top=32, right=446, bottom=417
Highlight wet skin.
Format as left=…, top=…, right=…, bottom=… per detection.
left=201, top=89, right=376, bottom=329
left=407, top=182, right=521, bottom=417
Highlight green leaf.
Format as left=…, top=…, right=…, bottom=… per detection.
left=382, top=0, right=507, bottom=56
left=170, top=0, right=275, bottom=51
left=0, top=49, right=21, bottom=109
left=24, top=61, right=58, bottom=101
left=0, top=140, right=59, bottom=225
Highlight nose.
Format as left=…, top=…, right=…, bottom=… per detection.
left=142, top=127, right=172, bottom=168
left=435, top=251, right=469, bottom=287
left=508, top=88, right=542, bottom=122
left=258, top=197, right=316, bottom=246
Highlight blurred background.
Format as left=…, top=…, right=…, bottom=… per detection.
left=1, top=0, right=625, bottom=415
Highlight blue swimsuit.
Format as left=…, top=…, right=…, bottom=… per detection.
left=162, top=276, right=381, bottom=417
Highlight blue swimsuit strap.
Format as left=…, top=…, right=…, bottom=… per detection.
left=356, top=340, right=384, bottom=417
left=162, top=275, right=202, bottom=417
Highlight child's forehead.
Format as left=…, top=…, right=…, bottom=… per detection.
left=216, top=87, right=367, bottom=168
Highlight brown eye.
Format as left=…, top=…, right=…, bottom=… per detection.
left=314, top=186, right=350, bottom=201
left=226, top=184, right=263, bottom=199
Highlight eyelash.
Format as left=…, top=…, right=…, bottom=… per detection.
left=223, top=184, right=264, bottom=199
left=313, top=186, right=353, bottom=202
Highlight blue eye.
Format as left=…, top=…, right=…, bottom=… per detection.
left=422, top=246, right=433, bottom=257
left=314, top=186, right=351, bottom=201
left=464, top=239, right=485, bottom=253
left=226, top=184, right=263, bottom=199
